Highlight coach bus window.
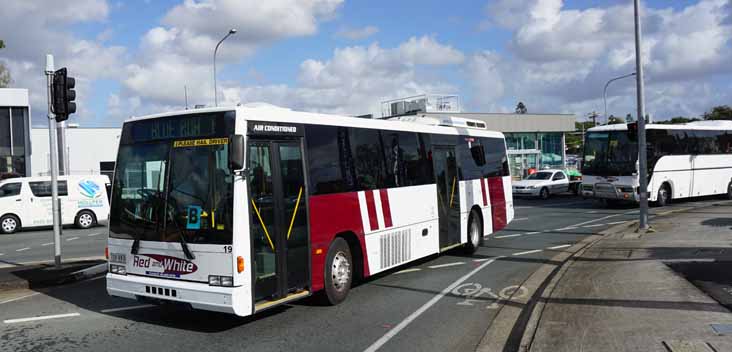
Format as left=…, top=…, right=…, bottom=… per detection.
left=350, top=128, right=386, bottom=190
left=305, top=125, right=354, bottom=195
left=482, top=137, right=509, bottom=177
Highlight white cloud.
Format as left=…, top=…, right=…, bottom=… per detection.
left=336, top=26, right=380, bottom=40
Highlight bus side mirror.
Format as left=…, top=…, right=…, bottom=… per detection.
left=229, top=134, right=245, bottom=171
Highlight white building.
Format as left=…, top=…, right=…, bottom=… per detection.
left=30, top=126, right=121, bottom=179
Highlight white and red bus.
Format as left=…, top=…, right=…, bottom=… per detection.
left=106, top=104, right=513, bottom=316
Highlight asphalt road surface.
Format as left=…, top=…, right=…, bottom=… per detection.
left=0, top=226, right=107, bottom=268
left=1, top=196, right=728, bottom=352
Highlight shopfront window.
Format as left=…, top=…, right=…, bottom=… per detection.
left=539, top=133, right=564, bottom=169
left=505, top=133, right=538, bottom=151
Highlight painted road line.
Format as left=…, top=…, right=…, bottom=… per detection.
left=494, top=234, right=522, bottom=239
left=474, top=256, right=504, bottom=263
left=583, top=224, right=606, bottom=228
left=526, top=231, right=542, bottom=235
left=15, top=247, right=30, bottom=252
left=572, top=213, right=624, bottom=227
left=513, top=249, right=543, bottom=256
left=0, top=292, right=40, bottom=305
left=556, top=226, right=579, bottom=231
left=87, top=233, right=102, bottom=237
left=66, top=237, right=79, bottom=241
left=0, top=253, right=3, bottom=256
left=42, top=242, right=54, bottom=246
left=363, top=257, right=499, bottom=352
left=4, top=312, right=80, bottom=324
left=101, top=304, right=156, bottom=313
left=428, top=262, right=465, bottom=269
left=513, top=217, right=529, bottom=221
left=548, top=244, right=571, bottom=250
left=394, top=268, right=422, bottom=275
left=607, top=220, right=628, bottom=225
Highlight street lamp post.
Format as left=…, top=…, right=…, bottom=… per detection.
left=634, top=0, right=649, bottom=230
left=213, top=28, right=237, bottom=107
left=603, top=72, right=636, bottom=124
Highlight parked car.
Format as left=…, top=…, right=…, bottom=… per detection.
left=512, top=169, right=580, bottom=199
left=0, top=175, right=110, bottom=234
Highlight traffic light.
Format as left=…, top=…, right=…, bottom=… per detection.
left=52, top=67, right=76, bottom=122
left=627, top=121, right=638, bottom=141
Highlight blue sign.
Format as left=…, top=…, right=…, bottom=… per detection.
left=186, top=206, right=202, bottom=230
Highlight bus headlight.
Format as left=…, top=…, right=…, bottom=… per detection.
left=208, top=275, right=234, bottom=287
left=110, top=264, right=127, bottom=275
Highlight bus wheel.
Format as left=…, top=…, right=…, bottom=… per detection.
left=464, top=210, right=482, bottom=255
left=727, top=182, right=732, bottom=200
left=75, top=210, right=96, bottom=229
left=324, top=238, right=352, bottom=305
left=0, top=215, right=20, bottom=234
left=656, top=185, right=670, bottom=207
left=539, top=187, right=550, bottom=199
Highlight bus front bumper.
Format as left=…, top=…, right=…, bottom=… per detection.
left=106, top=273, right=242, bottom=315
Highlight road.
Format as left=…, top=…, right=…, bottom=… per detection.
left=0, top=196, right=727, bottom=352
left=0, top=226, right=106, bottom=267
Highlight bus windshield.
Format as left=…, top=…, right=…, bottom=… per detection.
left=109, top=112, right=235, bottom=244
left=582, top=131, right=638, bottom=176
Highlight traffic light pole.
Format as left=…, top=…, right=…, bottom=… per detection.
left=45, top=54, right=63, bottom=267
left=634, top=0, right=649, bottom=230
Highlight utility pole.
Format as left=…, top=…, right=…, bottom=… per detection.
left=634, top=0, right=649, bottom=230
left=45, top=54, right=62, bottom=267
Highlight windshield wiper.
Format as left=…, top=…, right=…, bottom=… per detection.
left=167, top=208, right=195, bottom=260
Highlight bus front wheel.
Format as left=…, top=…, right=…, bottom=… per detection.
left=323, top=238, right=352, bottom=305
left=656, top=185, right=670, bottom=207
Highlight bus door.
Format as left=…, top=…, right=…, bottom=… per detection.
left=433, top=146, right=461, bottom=249
left=248, top=139, right=309, bottom=301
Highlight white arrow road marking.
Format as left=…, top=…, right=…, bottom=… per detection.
left=4, top=313, right=80, bottom=324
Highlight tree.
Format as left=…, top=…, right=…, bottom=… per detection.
left=702, top=105, right=732, bottom=120
left=0, top=39, right=11, bottom=88
left=515, top=101, right=527, bottom=114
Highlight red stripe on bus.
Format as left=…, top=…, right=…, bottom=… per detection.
left=364, top=191, right=379, bottom=231
left=480, top=177, right=488, bottom=206
left=308, top=192, right=369, bottom=292
left=487, top=177, right=507, bottom=232
left=379, top=189, right=393, bottom=228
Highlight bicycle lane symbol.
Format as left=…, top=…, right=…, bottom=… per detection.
left=452, top=283, right=529, bottom=309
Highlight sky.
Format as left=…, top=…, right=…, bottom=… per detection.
left=0, top=0, right=730, bottom=127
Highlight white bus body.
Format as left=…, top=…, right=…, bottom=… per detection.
left=106, top=105, right=513, bottom=316
left=0, top=175, right=110, bottom=233
left=581, top=121, right=732, bottom=204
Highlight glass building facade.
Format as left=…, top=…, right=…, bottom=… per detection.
left=505, top=132, right=565, bottom=179
left=0, top=106, right=30, bottom=178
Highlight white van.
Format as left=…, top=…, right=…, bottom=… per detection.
left=0, top=175, right=110, bottom=234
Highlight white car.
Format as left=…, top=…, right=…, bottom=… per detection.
left=512, top=169, right=571, bottom=199
left=0, top=175, right=110, bottom=234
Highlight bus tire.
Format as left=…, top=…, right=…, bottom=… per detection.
left=464, top=210, right=482, bottom=255
left=323, top=237, right=352, bottom=305
left=0, top=214, right=20, bottom=234
left=656, top=184, right=670, bottom=207
left=727, top=182, right=732, bottom=200
left=75, top=210, right=96, bottom=229
left=539, top=187, right=550, bottom=199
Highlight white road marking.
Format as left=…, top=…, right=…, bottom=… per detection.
left=572, top=213, right=624, bottom=227
left=548, top=244, right=571, bottom=250
left=4, top=312, right=80, bottom=324
left=0, top=253, right=3, bottom=256
left=583, top=224, right=606, bottom=228
left=556, top=226, right=578, bottom=231
left=473, top=256, right=504, bottom=263
left=512, top=217, right=529, bottom=221
left=607, top=221, right=628, bottom=225
left=586, top=210, right=598, bottom=214
left=15, top=247, right=30, bottom=252
left=66, top=237, right=79, bottom=241
left=513, top=249, right=543, bottom=256
left=363, top=258, right=499, bottom=352
left=87, top=233, right=102, bottom=237
left=428, top=262, right=465, bottom=269
left=0, top=292, right=40, bottom=305
left=42, top=242, right=54, bottom=246
left=526, top=231, right=542, bottom=235
left=494, top=234, right=522, bottom=239
left=394, top=268, right=422, bottom=275
left=101, top=304, right=155, bottom=313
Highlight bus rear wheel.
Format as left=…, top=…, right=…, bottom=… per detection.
left=656, top=185, right=670, bottom=207
left=323, top=238, right=352, bottom=305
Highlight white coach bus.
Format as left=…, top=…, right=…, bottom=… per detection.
left=581, top=121, right=732, bottom=206
left=106, top=104, right=513, bottom=316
